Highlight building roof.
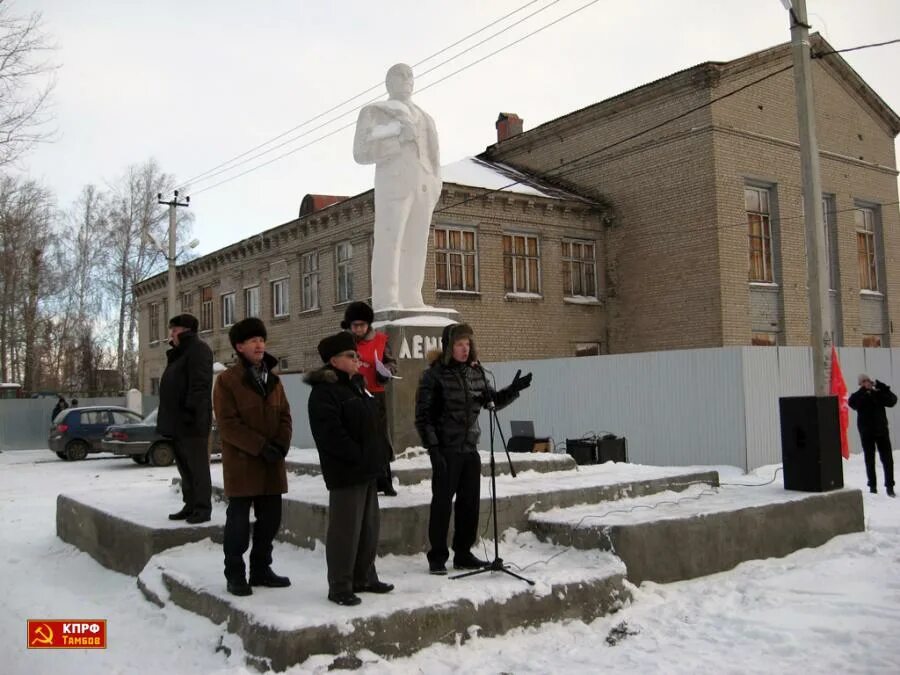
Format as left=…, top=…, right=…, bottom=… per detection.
left=441, top=156, right=596, bottom=203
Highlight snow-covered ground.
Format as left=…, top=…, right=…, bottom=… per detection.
left=1, top=447, right=898, bottom=674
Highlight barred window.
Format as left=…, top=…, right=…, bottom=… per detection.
left=434, top=227, right=477, bottom=292
left=502, top=233, right=541, bottom=294
left=181, top=291, right=192, bottom=313
left=148, top=302, right=160, bottom=342
left=200, top=286, right=213, bottom=331
left=562, top=240, right=597, bottom=297
left=301, top=251, right=320, bottom=310
left=746, top=186, right=774, bottom=283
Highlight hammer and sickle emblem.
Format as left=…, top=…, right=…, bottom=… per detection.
left=31, top=624, right=54, bottom=646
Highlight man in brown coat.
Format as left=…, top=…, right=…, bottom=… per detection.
left=214, top=318, right=292, bottom=596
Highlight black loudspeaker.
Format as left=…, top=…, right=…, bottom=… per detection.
left=566, top=439, right=596, bottom=465
left=778, top=396, right=843, bottom=492
left=597, top=435, right=628, bottom=463
left=507, top=436, right=535, bottom=453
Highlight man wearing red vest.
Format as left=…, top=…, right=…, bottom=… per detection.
left=342, top=301, right=398, bottom=496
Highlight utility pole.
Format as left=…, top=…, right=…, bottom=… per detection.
left=156, top=190, right=190, bottom=320
left=787, top=0, right=832, bottom=396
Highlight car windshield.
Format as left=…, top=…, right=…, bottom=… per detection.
left=52, top=410, right=68, bottom=424
left=142, top=408, right=158, bottom=425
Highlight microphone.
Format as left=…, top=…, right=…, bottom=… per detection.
left=472, top=361, right=496, bottom=409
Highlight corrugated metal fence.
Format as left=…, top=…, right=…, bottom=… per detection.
left=4, top=348, right=897, bottom=470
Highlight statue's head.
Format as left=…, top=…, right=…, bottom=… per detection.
left=385, top=63, right=413, bottom=100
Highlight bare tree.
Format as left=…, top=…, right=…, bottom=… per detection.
left=104, top=159, right=193, bottom=388
left=0, top=1, right=56, bottom=167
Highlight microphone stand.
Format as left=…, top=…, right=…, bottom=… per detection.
left=451, top=393, right=534, bottom=586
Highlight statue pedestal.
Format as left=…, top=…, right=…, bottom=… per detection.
left=374, top=308, right=458, bottom=453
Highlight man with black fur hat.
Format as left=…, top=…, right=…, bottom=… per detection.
left=415, top=322, right=532, bottom=575
left=306, top=331, right=394, bottom=606
left=214, top=317, right=293, bottom=596
left=341, top=300, right=398, bottom=496
left=157, top=313, right=214, bottom=524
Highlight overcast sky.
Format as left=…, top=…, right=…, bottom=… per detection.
left=13, top=0, right=900, bottom=255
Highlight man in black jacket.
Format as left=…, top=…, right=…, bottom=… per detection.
left=415, top=323, right=532, bottom=575
left=306, top=331, right=394, bottom=606
left=157, top=313, right=214, bottom=523
left=848, top=373, right=897, bottom=496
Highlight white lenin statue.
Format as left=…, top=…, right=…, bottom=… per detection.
left=353, top=63, right=441, bottom=310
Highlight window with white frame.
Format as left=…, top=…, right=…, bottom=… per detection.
left=271, top=279, right=289, bottom=317
left=502, top=233, right=541, bottom=294
left=562, top=239, right=597, bottom=297
left=244, top=286, right=260, bottom=318
left=221, top=292, right=235, bottom=327
left=336, top=241, right=353, bottom=302
left=746, top=186, right=774, bottom=283
left=855, top=205, right=879, bottom=291
left=301, top=250, right=320, bottom=310
left=200, top=286, right=213, bottom=331
left=434, top=226, right=477, bottom=292
left=148, top=302, right=160, bottom=342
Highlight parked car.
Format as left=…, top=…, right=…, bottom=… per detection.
left=101, top=408, right=221, bottom=467
left=49, top=406, right=144, bottom=461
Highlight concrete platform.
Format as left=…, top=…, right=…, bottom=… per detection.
left=529, top=484, right=866, bottom=585
left=217, top=463, right=720, bottom=555
left=137, top=535, right=630, bottom=672
left=56, top=484, right=226, bottom=575
left=284, top=448, right=577, bottom=485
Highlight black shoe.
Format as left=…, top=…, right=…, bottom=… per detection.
left=168, top=507, right=192, bottom=520
left=453, top=552, right=489, bottom=570
left=185, top=511, right=211, bottom=524
left=380, top=486, right=398, bottom=497
left=354, top=580, right=394, bottom=594
left=227, top=579, right=252, bottom=596
left=870, top=487, right=878, bottom=494
left=328, top=592, right=361, bottom=606
left=249, top=567, right=291, bottom=588
left=428, top=562, right=448, bottom=576
left=888, top=488, right=896, bottom=498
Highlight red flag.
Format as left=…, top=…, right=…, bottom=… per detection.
left=830, top=345, right=850, bottom=459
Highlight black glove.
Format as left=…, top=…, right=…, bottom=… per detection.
left=270, top=441, right=289, bottom=458
left=508, top=369, right=533, bottom=393
left=261, top=443, right=282, bottom=464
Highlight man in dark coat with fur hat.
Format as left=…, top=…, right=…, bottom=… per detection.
left=306, top=331, right=394, bottom=606
left=214, top=318, right=293, bottom=596
left=341, top=300, right=398, bottom=496
left=157, top=313, right=214, bottom=524
left=415, top=322, right=532, bottom=575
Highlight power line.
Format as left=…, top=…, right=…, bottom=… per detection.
left=178, top=0, right=563, bottom=190
left=191, top=0, right=603, bottom=197
left=812, top=37, right=900, bottom=58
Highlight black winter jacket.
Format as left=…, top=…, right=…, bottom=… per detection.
left=415, top=323, right=518, bottom=454
left=156, top=331, right=213, bottom=438
left=305, top=366, right=388, bottom=490
left=848, top=380, right=897, bottom=436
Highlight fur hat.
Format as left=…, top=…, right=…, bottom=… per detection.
left=434, top=322, right=477, bottom=365
left=318, top=331, right=357, bottom=363
left=168, top=313, right=198, bottom=333
left=340, top=301, right=375, bottom=329
left=229, top=317, right=267, bottom=350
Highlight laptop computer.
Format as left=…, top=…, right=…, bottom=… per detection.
left=510, top=420, right=535, bottom=438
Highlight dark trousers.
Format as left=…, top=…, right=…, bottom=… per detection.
left=173, top=435, right=212, bottom=515
left=427, top=450, right=481, bottom=565
left=373, top=391, right=394, bottom=493
left=223, top=494, right=283, bottom=581
left=861, top=432, right=895, bottom=489
left=326, top=480, right=380, bottom=594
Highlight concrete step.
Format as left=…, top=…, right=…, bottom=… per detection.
left=529, top=483, right=865, bottom=585
left=284, top=448, right=577, bottom=485
left=216, top=463, right=720, bottom=556
left=137, top=535, right=630, bottom=672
